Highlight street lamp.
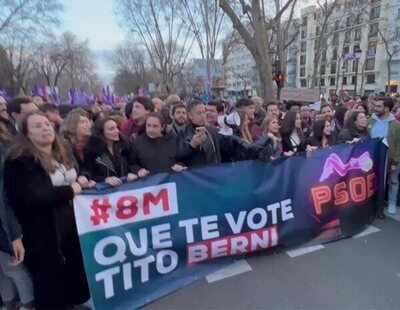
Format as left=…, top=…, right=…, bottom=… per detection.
left=354, top=48, right=362, bottom=98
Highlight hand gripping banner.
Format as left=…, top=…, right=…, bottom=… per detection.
left=74, top=139, right=387, bottom=309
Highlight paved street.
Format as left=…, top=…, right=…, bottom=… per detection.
left=148, top=211, right=400, bottom=309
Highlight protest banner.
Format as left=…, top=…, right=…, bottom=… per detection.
left=280, top=88, right=320, bottom=102
left=74, top=139, right=386, bottom=309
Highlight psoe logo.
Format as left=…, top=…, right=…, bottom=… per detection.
left=319, top=151, right=373, bottom=182
left=311, top=152, right=375, bottom=216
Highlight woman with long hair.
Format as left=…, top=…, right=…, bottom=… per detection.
left=259, top=116, right=283, bottom=160
left=4, top=112, right=90, bottom=309
left=59, top=108, right=96, bottom=187
left=311, top=119, right=335, bottom=148
left=235, top=109, right=253, bottom=143
left=337, top=111, right=370, bottom=144
left=130, top=112, right=185, bottom=176
left=280, top=111, right=307, bottom=156
left=85, top=117, right=137, bottom=186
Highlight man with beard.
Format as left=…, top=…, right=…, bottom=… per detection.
left=321, top=103, right=342, bottom=137
left=368, top=97, right=400, bottom=215
left=171, top=103, right=187, bottom=136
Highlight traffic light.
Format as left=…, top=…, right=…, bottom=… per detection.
left=275, top=71, right=284, bottom=89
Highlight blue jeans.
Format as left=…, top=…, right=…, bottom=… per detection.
left=388, top=165, right=400, bottom=207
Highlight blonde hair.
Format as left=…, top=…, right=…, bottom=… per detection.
left=261, top=115, right=281, bottom=140
left=237, top=109, right=253, bottom=143
left=7, top=112, right=75, bottom=173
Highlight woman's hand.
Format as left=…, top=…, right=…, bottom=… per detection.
left=127, top=173, right=138, bottom=182
left=171, top=164, right=187, bottom=172
left=105, top=177, right=123, bottom=187
left=10, top=238, right=25, bottom=266
left=77, top=176, right=89, bottom=188
left=138, top=169, right=150, bottom=178
left=283, top=151, right=295, bottom=157
left=77, top=176, right=96, bottom=189
left=71, top=182, right=82, bottom=195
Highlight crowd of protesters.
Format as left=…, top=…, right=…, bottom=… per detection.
left=0, top=91, right=398, bottom=309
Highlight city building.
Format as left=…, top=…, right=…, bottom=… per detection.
left=297, top=0, right=396, bottom=98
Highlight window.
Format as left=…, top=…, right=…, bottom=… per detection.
left=343, top=46, right=350, bottom=56
left=330, top=77, right=336, bottom=86
left=301, top=30, right=306, bottom=39
left=353, top=45, right=360, bottom=53
left=366, top=74, right=375, bottom=84
left=352, top=61, right=357, bottom=72
left=335, top=20, right=340, bottom=30
left=333, top=48, right=338, bottom=60
left=300, top=55, right=306, bottom=65
left=343, top=77, right=347, bottom=85
left=302, top=16, right=308, bottom=25
left=331, top=63, right=337, bottom=74
left=322, top=50, right=327, bottom=62
left=301, top=41, right=307, bottom=52
left=370, top=6, right=380, bottom=20
left=369, top=22, right=379, bottom=37
left=352, top=76, right=356, bottom=85
left=320, top=65, right=326, bottom=75
left=344, top=31, right=351, bottom=43
left=355, top=28, right=362, bottom=41
left=320, top=79, right=325, bottom=86
left=300, top=80, right=307, bottom=87
left=333, top=34, right=339, bottom=45
left=316, top=26, right=320, bottom=36
left=300, top=67, right=306, bottom=77
left=366, top=58, right=375, bottom=70
left=346, top=16, right=351, bottom=27
left=356, top=13, right=362, bottom=24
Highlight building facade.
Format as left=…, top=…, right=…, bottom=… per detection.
left=297, top=0, right=397, bottom=98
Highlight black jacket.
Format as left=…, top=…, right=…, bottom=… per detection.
left=0, top=144, right=21, bottom=254
left=130, top=131, right=179, bottom=174
left=282, top=134, right=307, bottom=153
left=177, top=124, right=222, bottom=167
left=84, top=136, right=131, bottom=182
left=337, top=128, right=370, bottom=144
left=3, top=155, right=89, bottom=307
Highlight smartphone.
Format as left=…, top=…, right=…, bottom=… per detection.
left=195, top=126, right=206, bottom=133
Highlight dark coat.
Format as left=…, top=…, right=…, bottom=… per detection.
left=130, top=131, right=179, bottom=174
left=84, top=136, right=131, bottom=182
left=177, top=124, right=222, bottom=167
left=282, top=134, right=307, bottom=153
left=0, top=144, right=21, bottom=254
left=3, top=156, right=89, bottom=308
left=337, top=128, right=370, bottom=144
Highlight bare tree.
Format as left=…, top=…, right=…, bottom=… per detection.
left=115, top=0, right=195, bottom=94
left=2, top=31, right=36, bottom=95
left=376, top=0, right=400, bottom=91
left=271, top=0, right=300, bottom=79
left=0, top=0, right=62, bottom=35
left=178, top=0, right=225, bottom=95
left=221, top=30, right=242, bottom=65
left=219, top=0, right=296, bottom=101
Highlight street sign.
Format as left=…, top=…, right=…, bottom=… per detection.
left=193, top=58, right=224, bottom=78
left=344, top=53, right=354, bottom=61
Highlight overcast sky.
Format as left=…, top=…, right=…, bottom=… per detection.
left=60, top=0, right=317, bottom=83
